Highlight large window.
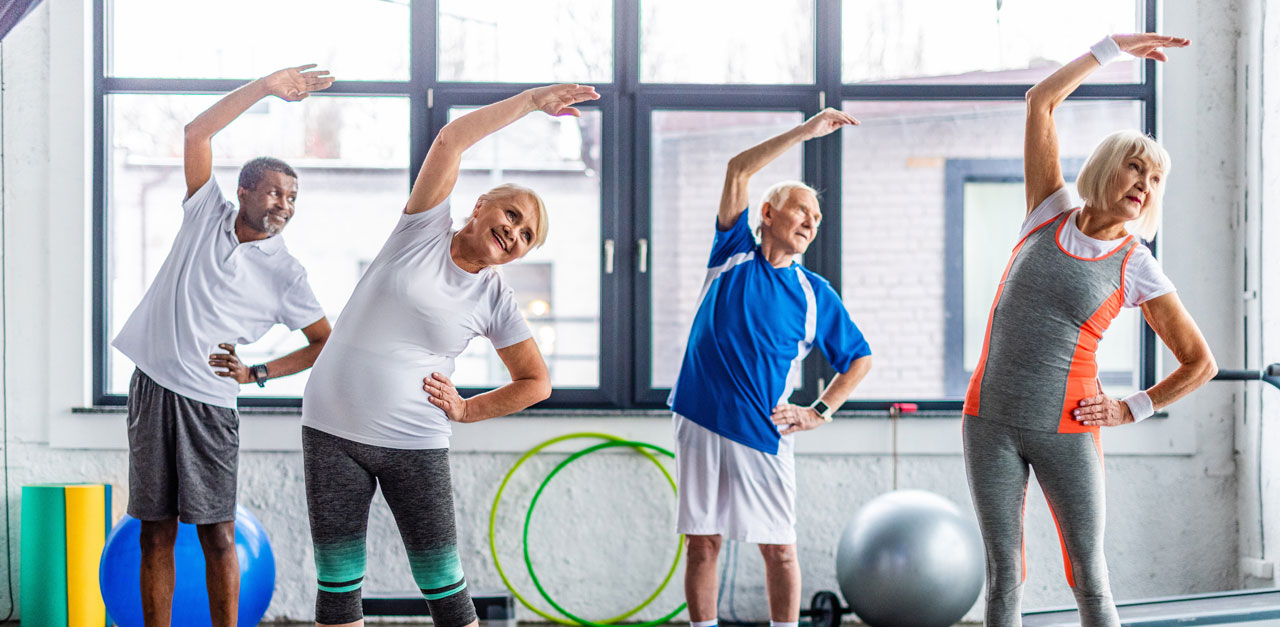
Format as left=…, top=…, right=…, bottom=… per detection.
left=839, top=100, right=1146, bottom=402
left=94, top=0, right=1159, bottom=409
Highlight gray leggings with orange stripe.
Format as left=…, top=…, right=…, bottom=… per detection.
left=963, top=417, right=1119, bottom=627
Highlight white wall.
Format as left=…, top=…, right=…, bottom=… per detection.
left=0, top=0, right=1259, bottom=622
left=1237, top=0, right=1280, bottom=591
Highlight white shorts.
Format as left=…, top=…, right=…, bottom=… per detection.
left=673, top=413, right=797, bottom=545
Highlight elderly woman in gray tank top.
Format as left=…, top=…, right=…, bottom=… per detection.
left=961, top=34, right=1216, bottom=626
left=299, top=84, right=599, bottom=627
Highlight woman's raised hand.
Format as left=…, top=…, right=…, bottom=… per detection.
left=1111, top=33, right=1190, bottom=62
left=528, top=84, right=601, bottom=118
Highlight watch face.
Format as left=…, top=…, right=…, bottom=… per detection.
left=814, top=401, right=831, bottom=415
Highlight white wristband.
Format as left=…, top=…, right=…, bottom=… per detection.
left=1121, top=390, right=1155, bottom=423
left=1089, top=36, right=1126, bottom=66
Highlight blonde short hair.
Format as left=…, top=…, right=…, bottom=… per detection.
left=1076, top=130, right=1171, bottom=241
left=479, top=183, right=550, bottom=248
left=756, top=181, right=820, bottom=239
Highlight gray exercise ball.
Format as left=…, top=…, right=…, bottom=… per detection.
left=835, top=490, right=984, bottom=627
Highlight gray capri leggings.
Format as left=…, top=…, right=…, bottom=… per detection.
left=303, top=426, right=477, bottom=626
left=962, top=417, right=1119, bottom=627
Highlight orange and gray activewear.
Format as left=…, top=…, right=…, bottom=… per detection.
left=963, top=211, right=1137, bottom=627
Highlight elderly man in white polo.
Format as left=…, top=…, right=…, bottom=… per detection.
left=112, top=65, right=335, bottom=627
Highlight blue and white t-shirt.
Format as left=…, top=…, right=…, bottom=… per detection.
left=669, top=210, right=871, bottom=455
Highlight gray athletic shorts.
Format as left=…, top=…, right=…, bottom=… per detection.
left=126, top=368, right=239, bottom=525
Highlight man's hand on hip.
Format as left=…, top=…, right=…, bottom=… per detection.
left=209, top=343, right=252, bottom=384
left=772, top=403, right=824, bottom=435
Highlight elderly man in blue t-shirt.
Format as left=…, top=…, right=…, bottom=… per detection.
left=668, top=108, right=874, bottom=627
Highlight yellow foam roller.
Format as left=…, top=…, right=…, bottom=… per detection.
left=64, top=485, right=106, bottom=627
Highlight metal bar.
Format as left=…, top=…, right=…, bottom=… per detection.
left=409, top=0, right=435, bottom=190
left=91, top=0, right=109, bottom=404
left=1211, top=364, right=1280, bottom=390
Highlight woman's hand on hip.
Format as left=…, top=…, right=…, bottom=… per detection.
left=1073, top=394, right=1133, bottom=427
left=425, top=372, right=472, bottom=422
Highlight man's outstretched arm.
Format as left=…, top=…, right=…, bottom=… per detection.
left=717, top=108, right=857, bottom=229
left=184, top=64, right=334, bottom=198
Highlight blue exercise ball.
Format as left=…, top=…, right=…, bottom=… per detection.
left=835, top=490, right=983, bottom=627
left=98, top=505, right=276, bottom=627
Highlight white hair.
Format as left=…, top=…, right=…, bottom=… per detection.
left=755, top=181, right=819, bottom=240
left=760, top=180, right=819, bottom=211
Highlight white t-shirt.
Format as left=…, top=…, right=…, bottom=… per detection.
left=301, top=204, right=533, bottom=449
left=112, top=177, right=326, bottom=408
left=1018, top=186, right=1176, bottom=308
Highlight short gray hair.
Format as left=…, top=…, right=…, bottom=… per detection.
left=760, top=180, right=819, bottom=211
left=756, top=180, right=819, bottom=240
left=238, top=156, right=297, bottom=191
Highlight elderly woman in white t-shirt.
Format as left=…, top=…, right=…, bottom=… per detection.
left=961, top=34, right=1218, bottom=625
left=299, top=83, right=599, bottom=627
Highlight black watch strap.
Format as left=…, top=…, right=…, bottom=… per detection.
left=251, top=364, right=269, bottom=388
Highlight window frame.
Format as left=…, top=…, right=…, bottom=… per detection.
left=91, top=0, right=1160, bottom=410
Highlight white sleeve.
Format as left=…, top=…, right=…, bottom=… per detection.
left=1017, top=186, right=1074, bottom=241
left=1122, top=244, right=1177, bottom=308
left=181, top=175, right=232, bottom=221
left=484, top=285, right=533, bottom=350
left=277, top=271, right=327, bottom=331
left=392, top=199, right=454, bottom=238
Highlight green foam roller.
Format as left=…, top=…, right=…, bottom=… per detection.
left=21, top=485, right=69, bottom=627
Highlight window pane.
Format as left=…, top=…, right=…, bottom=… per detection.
left=439, top=0, right=612, bottom=82
left=843, top=0, right=1142, bottom=84
left=447, top=108, right=603, bottom=389
left=650, top=110, right=805, bottom=389
left=108, top=0, right=408, bottom=80
left=107, top=94, right=410, bottom=397
left=642, top=0, right=814, bottom=84
left=839, top=99, right=1143, bottom=400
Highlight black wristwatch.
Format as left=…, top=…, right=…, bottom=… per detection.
left=250, top=364, right=269, bottom=388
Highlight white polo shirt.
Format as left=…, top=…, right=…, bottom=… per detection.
left=112, top=176, right=326, bottom=409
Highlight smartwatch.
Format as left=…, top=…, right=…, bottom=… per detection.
left=250, top=364, right=269, bottom=388
left=811, top=400, right=835, bottom=423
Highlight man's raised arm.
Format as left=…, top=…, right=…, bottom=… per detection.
left=183, top=64, right=334, bottom=198
left=717, top=108, right=857, bottom=230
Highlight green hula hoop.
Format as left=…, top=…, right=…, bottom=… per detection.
left=489, top=433, right=682, bottom=625
left=523, top=440, right=687, bottom=627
